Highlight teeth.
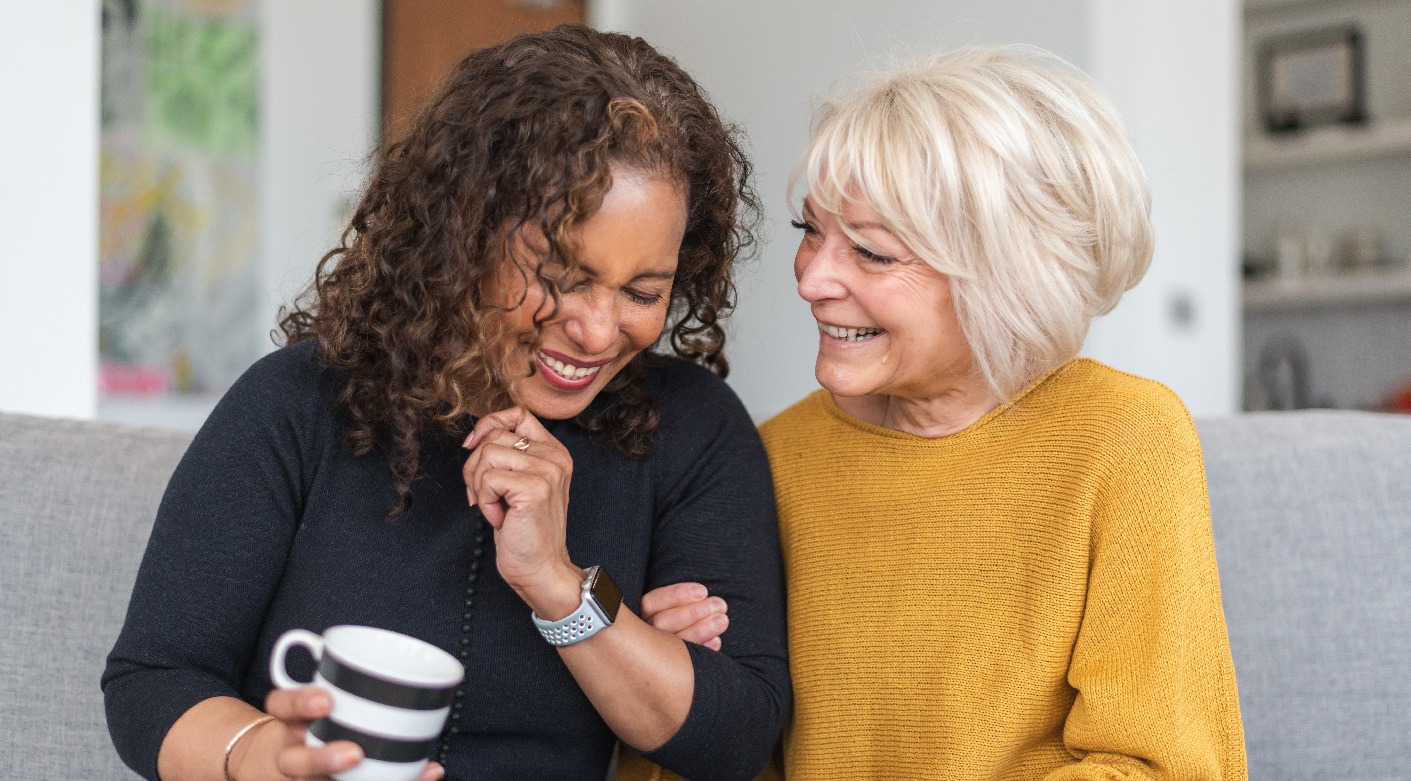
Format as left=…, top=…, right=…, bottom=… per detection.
left=820, top=323, right=883, bottom=341
left=540, top=353, right=602, bottom=381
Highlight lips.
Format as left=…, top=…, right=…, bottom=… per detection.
left=536, top=349, right=612, bottom=390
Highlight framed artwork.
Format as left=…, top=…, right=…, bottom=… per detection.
left=99, top=0, right=262, bottom=399
left=1257, top=24, right=1367, bottom=133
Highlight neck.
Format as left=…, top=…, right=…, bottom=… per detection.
left=834, top=382, right=999, bottom=439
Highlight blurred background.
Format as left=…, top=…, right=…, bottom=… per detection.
left=2, top=0, right=1408, bottom=430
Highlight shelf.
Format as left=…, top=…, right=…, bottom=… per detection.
left=1244, top=269, right=1411, bottom=312
left=1244, top=0, right=1362, bottom=15
left=1244, top=117, right=1411, bottom=172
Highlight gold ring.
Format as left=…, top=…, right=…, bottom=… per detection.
left=512, top=435, right=530, bottom=452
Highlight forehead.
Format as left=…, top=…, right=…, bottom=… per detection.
left=804, top=194, right=894, bottom=238
left=572, top=171, right=685, bottom=273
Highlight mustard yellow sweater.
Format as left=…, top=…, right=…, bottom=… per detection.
left=619, top=359, right=1246, bottom=780
left=757, top=359, right=1245, bottom=780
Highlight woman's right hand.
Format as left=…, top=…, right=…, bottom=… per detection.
left=228, top=687, right=444, bottom=781
left=641, top=582, right=729, bottom=651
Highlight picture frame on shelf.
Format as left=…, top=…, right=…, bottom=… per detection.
left=1257, top=24, right=1367, bottom=134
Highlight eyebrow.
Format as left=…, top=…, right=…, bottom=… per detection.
left=576, top=262, right=677, bottom=283
left=801, top=198, right=885, bottom=232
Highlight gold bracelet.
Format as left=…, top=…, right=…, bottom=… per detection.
left=223, top=714, right=275, bottom=781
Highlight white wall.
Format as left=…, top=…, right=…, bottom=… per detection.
left=258, top=0, right=381, bottom=335
left=1083, top=0, right=1241, bottom=415
left=600, top=0, right=1240, bottom=419
left=0, top=1, right=100, bottom=418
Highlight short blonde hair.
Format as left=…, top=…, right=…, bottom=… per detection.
left=794, top=45, right=1153, bottom=401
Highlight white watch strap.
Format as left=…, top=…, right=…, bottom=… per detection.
left=532, top=599, right=606, bottom=646
left=531, top=566, right=609, bottom=646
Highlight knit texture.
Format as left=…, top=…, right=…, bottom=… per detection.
left=102, top=342, right=789, bottom=781
left=757, top=358, right=1246, bottom=780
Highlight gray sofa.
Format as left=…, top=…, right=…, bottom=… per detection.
left=2, top=409, right=1408, bottom=780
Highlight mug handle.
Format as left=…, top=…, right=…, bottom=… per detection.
left=270, top=629, right=324, bottom=690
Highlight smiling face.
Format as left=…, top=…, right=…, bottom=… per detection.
left=793, top=197, right=981, bottom=406
left=492, top=168, right=686, bottom=420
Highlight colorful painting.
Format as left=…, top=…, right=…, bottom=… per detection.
left=99, top=0, right=260, bottom=397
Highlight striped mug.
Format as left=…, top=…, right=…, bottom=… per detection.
left=270, top=625, right=465, bottom=781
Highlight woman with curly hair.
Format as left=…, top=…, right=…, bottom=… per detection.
left=103, top=26, right=788, bottom=781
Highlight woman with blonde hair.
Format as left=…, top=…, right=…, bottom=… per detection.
left=640, top=44, right=1246, bottom=779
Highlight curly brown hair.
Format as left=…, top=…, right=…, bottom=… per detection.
left=278, top=25, right=759, bottom=514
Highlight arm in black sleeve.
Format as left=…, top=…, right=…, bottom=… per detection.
left=633, top=364, right=791, bottom=780
left=101, top=346, right=326, bottom=780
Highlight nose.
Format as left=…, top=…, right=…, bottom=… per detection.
left=560, top=290, right=619, bottom=356
left=795, top=236, right=849, bottom=304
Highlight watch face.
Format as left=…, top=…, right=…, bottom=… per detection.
left=589, top=566, right=623, bottom=623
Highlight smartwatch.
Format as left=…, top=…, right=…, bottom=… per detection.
left=531, top=565, right=623, bottom=646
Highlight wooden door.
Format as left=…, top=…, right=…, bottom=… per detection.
left=382, top=0, right=587, bottom=145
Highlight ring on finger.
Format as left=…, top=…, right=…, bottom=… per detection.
left=512, top=435, right=530, bottom=453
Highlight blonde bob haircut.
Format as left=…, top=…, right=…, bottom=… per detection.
left=794, top=45, right=1154, bottom=402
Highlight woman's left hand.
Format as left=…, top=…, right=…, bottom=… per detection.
left=642, top=583, right=729, bottom=651
left=462, top=407, right=580, bottom=608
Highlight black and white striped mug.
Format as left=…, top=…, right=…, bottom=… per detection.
left=270, top=625, right=465, bottom=781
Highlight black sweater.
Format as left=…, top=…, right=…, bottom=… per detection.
left=103, top=342, right=789, bottom=780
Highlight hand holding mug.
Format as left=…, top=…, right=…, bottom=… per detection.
left=267, top=626, right=464, bottom=781
left=254, top=686, right=445, bottom=781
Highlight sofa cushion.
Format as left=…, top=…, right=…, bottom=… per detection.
left=1199, top=410, right=1411, bottom=781
left=0, top=412, right=191, bottom=780
left=4, top=406, right=1408, bottom=779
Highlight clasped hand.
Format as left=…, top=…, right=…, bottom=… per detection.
left=461, top=407, right=579, bottom=608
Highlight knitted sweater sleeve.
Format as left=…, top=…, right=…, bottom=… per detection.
left=628, top=362, right=792, bottom=781
left=1043, top=389, right=1247, bottom=781
left=101, top=346, right=323, bottom=781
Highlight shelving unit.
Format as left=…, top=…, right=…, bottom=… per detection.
left=1244, top=117, right=1411, bottom=171
left=1244, top=269, right=1411, bottom=312
left=1238, top=0, right=1411, bottom=411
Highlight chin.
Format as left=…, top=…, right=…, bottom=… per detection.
left=815, top=363, right=866, bottom=398
left=513, top=375, right=607, bottom=420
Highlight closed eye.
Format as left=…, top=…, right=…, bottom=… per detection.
left=853, top=245, right=896, bottom=264
left=624, top=288, right=664, bottom=305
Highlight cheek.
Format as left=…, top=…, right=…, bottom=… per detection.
left=625, top=304, right=671, bottom=353
left=496, top=277, right=549, bottom=335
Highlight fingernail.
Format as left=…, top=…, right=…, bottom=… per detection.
left=338, top=746, right=363, bottom=766
left=712, top=614, right=728, bottom=631
left=462, top=433, right=475, bottom=449
left=690, top=584, right=708, bottom=599
left=708, top=597, right=727, bottom=613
